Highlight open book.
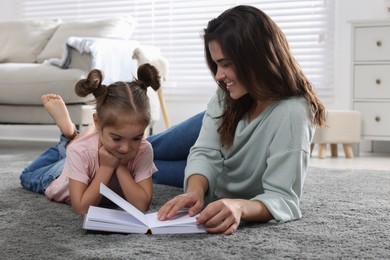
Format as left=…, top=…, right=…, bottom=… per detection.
left=83, top=183, right=206, bottom=235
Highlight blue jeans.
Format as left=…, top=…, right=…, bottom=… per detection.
left=20, top=134, right=69, bottom=194
left=147, top=111, right=204, bottom=187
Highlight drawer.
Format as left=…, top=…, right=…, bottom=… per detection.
left=354, top=26, right=390, bottom=61
left=354, top=102, right=390, bottom=137
left=354, top=65, right=390, bottom=99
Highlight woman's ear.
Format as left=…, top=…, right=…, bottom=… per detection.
left=93, top=113, right=100, bottom=130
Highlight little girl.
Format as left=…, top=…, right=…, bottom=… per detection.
left=20, top=63, right=160, bottom=215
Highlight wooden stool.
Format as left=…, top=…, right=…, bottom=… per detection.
left=311, top=110, right=361, bottom=158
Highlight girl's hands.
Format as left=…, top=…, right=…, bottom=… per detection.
left=70, top=147, right=119, bottom=215
left=119, top=157, right=131, bottom=167
left=196, top=199, right=242, bottom=235
left=157, top=191, right=205, bottom=221
left=98, top=146, right=120, bottom=170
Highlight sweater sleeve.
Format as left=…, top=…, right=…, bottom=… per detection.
left=184, top=94, right=223, bottom=199
left=253, top=149, right=309, bottom=222
left=252, top=102, right=314, bottom=222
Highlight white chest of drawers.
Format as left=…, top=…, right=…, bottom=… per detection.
left=352, top=21, right=390, bottom=141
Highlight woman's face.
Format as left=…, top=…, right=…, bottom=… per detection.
left=208, top=40, right=248, bottom=100
left=97, top=116, right=145, bottom=162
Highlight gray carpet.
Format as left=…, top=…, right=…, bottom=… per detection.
left=1, top=140, right=389, bottom=260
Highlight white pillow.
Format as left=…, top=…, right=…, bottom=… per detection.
left=0, top=19, right=61, bottom=63
left=37, top=16, right=137, bottom=63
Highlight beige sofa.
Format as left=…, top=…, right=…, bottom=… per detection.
left=0, top=17, right=161, bottom=128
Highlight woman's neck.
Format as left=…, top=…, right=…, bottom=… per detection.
left=248, top=100, right=273, bottom=123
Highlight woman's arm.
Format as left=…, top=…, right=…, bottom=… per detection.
left=158, top=174, right=208, bottom=220
left=158, top=95, right=222, bottom=220
left=115, top=165, right=153, bottom=212
left=158, top=174, right=273, bottom=235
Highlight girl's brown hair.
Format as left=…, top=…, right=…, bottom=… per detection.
left=75, top=63, right=161, bottom=128
left=203, top=5, right=326, bottom=148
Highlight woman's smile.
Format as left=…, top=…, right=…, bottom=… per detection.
left=225, top=81, right=235, bottom=91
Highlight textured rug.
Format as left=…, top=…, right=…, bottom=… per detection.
left=1, top=140, right=389, bottom=260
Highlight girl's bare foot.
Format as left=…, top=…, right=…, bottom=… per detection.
left=41, top=94, right=77, bottom=139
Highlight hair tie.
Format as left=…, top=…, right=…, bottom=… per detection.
left=137, top=80, right=148, bottom=91
left=92, top=83, right=106, bottom=97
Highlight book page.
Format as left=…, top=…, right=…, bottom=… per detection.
left=145, top=211, right=196, bottom=228
left=145, top=211, right=206, bottom=234
left=100, top=183, right=148, bottom=226
left=87, top=206, right=145, bottom=227
left=84, top=206, right=146, bottom=234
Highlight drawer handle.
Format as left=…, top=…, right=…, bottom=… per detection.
left=376, top=79, right=381, bottom=85
left=375, top=116, right=381, bottom=122
left=376, top=41, right=382, bottom=47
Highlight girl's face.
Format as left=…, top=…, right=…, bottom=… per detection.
left=208, top=40, right=248, bottom=100
left=97, top=116, right=146, bottom=161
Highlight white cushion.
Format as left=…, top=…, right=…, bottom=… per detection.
left=0, top=104, right=94, bottom=125
left=0, top=19, right=60, bottom=63
left=0, top=63, right=90, bottom=105
left=37, top=16, right=136, bottom=63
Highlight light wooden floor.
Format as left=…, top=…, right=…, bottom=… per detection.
left=309, top=152, right=390, bottom=171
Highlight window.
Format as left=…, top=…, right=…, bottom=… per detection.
left=18, top=0, right=334, bottom=99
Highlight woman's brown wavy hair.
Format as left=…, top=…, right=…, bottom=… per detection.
left=203, top=5, right=326, bottom=148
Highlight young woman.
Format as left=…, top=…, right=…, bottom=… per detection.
left=150, top=5, right=326, bottom=235
left=20, top=63, right=160, bottom=215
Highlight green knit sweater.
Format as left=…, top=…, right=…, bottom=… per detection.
left=184, top=92, right=315, bottom=222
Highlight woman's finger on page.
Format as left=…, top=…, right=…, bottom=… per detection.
left=188, top=200, right=203, bottom=217
left=157, top=197, right=176, bottom=220
left=165, top=194, right=193, bottom=219
left=158, top=194, right=188, bottom=220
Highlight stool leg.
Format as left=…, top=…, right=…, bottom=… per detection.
left=318, top=143, right=327, bottom=159
left=310, top=143, right=315, bottom=156
left=343, top=144, right=354, bottom=158
left=157, top=88, right=171, bottom=129
left=330, top=143, right=338, bottom=158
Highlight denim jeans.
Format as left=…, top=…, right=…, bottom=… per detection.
left=147, top=111, right=204, bottom=187
left=20, top=134, right=69, bottom=194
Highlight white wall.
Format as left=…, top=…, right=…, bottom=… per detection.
left=0, top=1, right=19, bottom=21
left=1, top=0, right=390, bottom=142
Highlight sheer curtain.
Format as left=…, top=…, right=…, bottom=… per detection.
left=18, top=0, right=334, bottom=99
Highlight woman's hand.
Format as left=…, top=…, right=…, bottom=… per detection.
left=157, top=191, right=205, bottom=221
left=158, top=174, right=208, bottom=221
left=196, top=199, right=242, bottom=235
left=197, top=199, right=273, bottom=235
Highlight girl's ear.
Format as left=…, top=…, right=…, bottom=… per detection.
left=93, top=113, right=100, bottom=130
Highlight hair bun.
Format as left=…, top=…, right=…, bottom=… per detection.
left=75, top=69, right=105, bottom=97
left=137, top=63, right=161, bottom=91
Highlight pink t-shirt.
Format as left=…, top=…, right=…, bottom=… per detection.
left=44, top=126, right=157, bottom=203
